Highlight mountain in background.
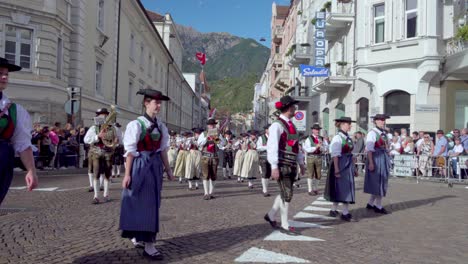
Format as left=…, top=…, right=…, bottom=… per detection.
left=176, top=25, right=270, bottom=113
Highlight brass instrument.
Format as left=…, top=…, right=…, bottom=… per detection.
left=207, top=128, right=220, bottom=144
left=100, top=105, right=117, bottom=148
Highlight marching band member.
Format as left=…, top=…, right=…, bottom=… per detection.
left=167, top=130, right=178, bottom=172
left=324, top=117, right=357, bottom=222
left=220, top=130, right=234, bottom=179
left=112, top=123, right=124, bottom=179
left=257, top=125, right=271, bottom=197
left=174, top=132, right=189, bottom=184
left=234, top=133, right=249, bottom=183
left=185, top=128, right=202, bottom=190
left=120, top=89, right=173, bottom=261
left=264, top=96, right=305, bottom=235
left=303, top=124, right=328, bottom=196
left=0, top=57, right=38, bottom=205
left=84, top=107, right=118, bottom=204
left=198, top=119, right=220, bottom=200
left=365, top=114, right=392, bottom=214
left=241, top=130, right=260, bottom=189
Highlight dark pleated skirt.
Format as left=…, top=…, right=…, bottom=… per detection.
left=119, top=151, right=163, bottom=243
left=364, top=148, right=390, bottom=197
left=324, top=153, right=355, bottom=204
left=0, top=142, right=14, bottom=205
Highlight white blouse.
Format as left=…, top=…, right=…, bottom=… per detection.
left=0, top=93, right=33, bottom=154
left=123, top=116, right=169, bottom=157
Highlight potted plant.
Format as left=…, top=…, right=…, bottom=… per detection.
left=338, top=0, right=352, bottom=3
left=336, top=61, right=348, bottom=75
left=286, top=46, right=294, bottom=56
left=323, top=1, right=332, bottom=12
left=297, top=10, right=303, bottom=15
left=324, top=63, right=331, bottom=68
left=311, top=18, right=317, bottom=25
left=455, top=25, right=468, bottom=40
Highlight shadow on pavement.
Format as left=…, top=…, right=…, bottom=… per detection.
left=72, top=223, right=270, bottom=264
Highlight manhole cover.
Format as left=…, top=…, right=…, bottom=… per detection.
left=0, top=208, right=27, bottom=216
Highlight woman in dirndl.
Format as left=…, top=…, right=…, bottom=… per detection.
left=167, top=130, right=178, bottom=171
left=240, top=130, right=260, bottom=189
left=233, top=133, right=249, bottom=182
left=120, top=89, right=174, bottom=261
left=324, top=117, right=357, bottom=222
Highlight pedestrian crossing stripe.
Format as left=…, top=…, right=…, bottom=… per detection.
left=294, top=212, right=336, bottom=220
left=288, top=220, right=332, bottom=229
left=316, top=197, right=326, bottom=201
left=264, top=230, right=325, bottom=241
left=303, top=206, right=335, bottom=212
left=33, top=187, right=59, bottom=192
left=9, top=186, right=27, bottom=190
left=235, top=247, right=310, bottom=263
left=311, top=200, right=333, bottom=206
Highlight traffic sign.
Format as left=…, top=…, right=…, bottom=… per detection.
left=64, top=100, right=79, bottom=115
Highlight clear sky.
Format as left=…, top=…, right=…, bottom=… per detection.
left=141, top=0, right=291, bottom=46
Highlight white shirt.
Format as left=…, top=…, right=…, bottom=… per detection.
left=450, top=144, right=464, bottom=159
left=302, top=134, right=328, bottom=154
left=390, top=141, right=401, bottom=155
left=267, top=114, right=304, bottom=170
left=330, top=131, right=351, bottom=158
left=366, top=127, right=386, bottom=152
left=416, top=138, right=424, bottom=148
left=123, top=116, right=169, bottom=157
left=0, top=93, right=33, bottom=154
left=256, top=135, right=268, bottom=152
left=84, top=125, right=122, bottom=145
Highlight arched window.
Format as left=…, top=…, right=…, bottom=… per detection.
left=356, top=98, right=369, bottom=132
left=322, top=108, right=329, bottom=133
left=335, top=103, right=345, bottom=118
left=312, top=111, right=319, bottom=123
left=384, top=91, right=410, bottom=116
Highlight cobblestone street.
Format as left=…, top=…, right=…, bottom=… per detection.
left=1, top=172, right=467, bottom=264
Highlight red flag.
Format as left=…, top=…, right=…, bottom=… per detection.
left=196, top=52, right=206, bottom=65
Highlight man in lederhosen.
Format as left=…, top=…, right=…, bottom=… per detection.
left=220, top=130, right=234, bottom=179
left=197, top=119, right=220, bottom=200
left=257, top=124, right=271, bottom=197
left=365, top=114, right=391, bottom=214
left=84, top=108, right=118, bottom=204
left=264, top=96, right=305, bottom=234
left=303, top=123, right=328, bottom=196
left=0, top=57, right=38, bottom=205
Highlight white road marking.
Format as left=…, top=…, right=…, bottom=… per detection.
left=311, top=200, right=333, bottom=206
left=303, top=206, right=334, bottom=212
left=294, top=212, right=336, bottom=220
left=56, top=186, right=90, bottom=192
left=235, top=247, right=310, bottom=263
left=33, top=187, right=59, bottom=192
left=288, top=220, right=332, bottom=229
left=9, top=186, right=27, bottom=190
left=264, top=230, right=325, bottom=241
left=316, top=196, right=326, bottom=201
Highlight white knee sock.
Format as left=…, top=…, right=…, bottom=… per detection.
left=99, top=176, right=104, bottom=187
left=88, top=173, right=93, bottom=187
left=261, top=178, right=268, bottom=193
left=331, top=202, right=338, bottom=211
left=237, top=177, right=241, bottom=182
left=209, top=179, right=214, bottom=194
left=103, top=178, right=109, bottom=197
left=368, top=195, right=376, bottom=206
left=112, top=165, right=116, bottom=176
left=144, top=242, right=157, bottom=255
left=203, top=180, right=209, bottom=195
left=268, top=195, right=282, bottom=220
left=116, top=165, right=121, bottom=176
left=179, top=176, right=182, bottom=182
left=307, top=178, right=313, bottom=192
left=228, top=168, right=233, bottom=176
left=342, top=203, right=349, bottom=215
left=223, top=168, right=227, bottom=178
left=195, top=181, right=199, bottom=187
left=313, top=179, right=319, bottom=191
left=248, top=180, right=253, bottom=187
left=93, top=179, right=99, bottom=199
left=188, top=180, right=193, bottom=189
left=280, top=201, right=290, bottom=229
left=375, top=196, right=383, bottom=209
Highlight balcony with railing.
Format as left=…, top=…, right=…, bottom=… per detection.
left=288, top=44, right=313, bottom=66
left=273, top=26, right=284, bottom=44
left=311, top=61, right=355, bottom=93
left=273, top=70, right=289, bottom=92
left=443, top=37, right=468, bottom=79
left=325, top=0, right=355, bottom=41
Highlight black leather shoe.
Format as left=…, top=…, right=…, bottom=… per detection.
left=210, top=195, right=215, bottom=199
left=143, top=250, right=164, bottom=261
left=366, top=203, right=375, bottom=210
left=341, top=213, right=357, bottom=222
left=374, top=207, right=390, bottom=214
left=88, top=187, right=94, bottom=192
left=279, top=226, right=300, bottom=236
left=328, top=210, right=339, bottom=217
left=263, top=193, right=271, bottom=197
left=264, top=214, right=278, bottom=228
left=99, top=187, right=104, bottom=191
left=203, top=195, right=210, bottom=200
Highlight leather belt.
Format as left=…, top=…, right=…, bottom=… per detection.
left=202, top=152, right=217, bottom=158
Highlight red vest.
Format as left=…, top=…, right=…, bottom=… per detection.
left=275, top=118, right=299, bottom=154
left=136, top=119, right=162, bottom=152
left=0, top=103, right=16, bottom=141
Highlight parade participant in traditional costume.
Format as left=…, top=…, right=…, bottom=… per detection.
left=112, top=123, right=124, bottom=178
left=303, top=123, right=328, bottom=196
left=324, top=117, right=357, bottom=222
left=84, top=107, right=118, bottom=204
left=174, top=131, right=189, bottom=184
left=167, top=130, right=178, bottom=172
left=197, top=119, right=220, bottom=200
left=241, top=130, right=260, bottom=189
left=365, top=114, right=391, bottom=214
left=220, top=130, right=234, bottom=179
left=185, top=128, right=202, bottom=190
left=257, top=125, right=271, bottom=196
left=0, top=57, right=38, bottom=205
left=264, top=96, right=305, bottom=234
left=120, top=89, right=174, bottom=261
left=234, top=132, right=249, bottom=183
